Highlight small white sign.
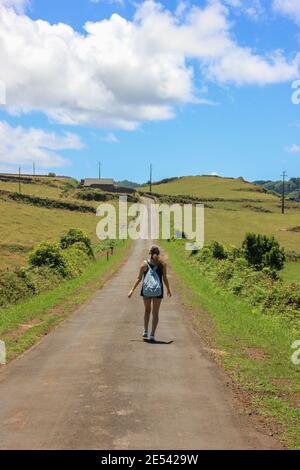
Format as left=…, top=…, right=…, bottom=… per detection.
left=0, top=340, right=6, bottom=365
left=0, top=80, right=6, bottom=105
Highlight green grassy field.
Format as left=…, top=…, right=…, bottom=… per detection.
left=162, top=239, right=300, bottom=449
left=0, top=177, right=72, bottom=199
left=0, top=176, right=101, bottom=209
left=140, top=175, right=277, bottom=200
left=282, top=262, right=300, bottom=284
left=0, top=240, right=131, bottom=362
left=0, top=177, right=122, bottom=270
left=140, top=175, right=300, bottom=255
left=203, top=205, right=300, bottom=252
left=0, top=198, right=101, bottom=269
left=0, top=175, right=133, bottom=362
left=153, top=174, right=299, bottom=448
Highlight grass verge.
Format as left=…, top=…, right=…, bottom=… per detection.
left=0, top=240, right=131, bottom=362
left=282, top=262, right=300, bottom=285
left=162, top=239, right=300, bottom=449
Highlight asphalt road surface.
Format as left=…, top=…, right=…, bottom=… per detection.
left=0, top=234, right=280, bottom=450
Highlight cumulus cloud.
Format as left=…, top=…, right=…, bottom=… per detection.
left=285, top=144, right=300, bottom=153
left=273, top=0, right=300, bottom=25
left=0, top=121, right=84, bottom=169
left=0, top=1, right=299, bottom=130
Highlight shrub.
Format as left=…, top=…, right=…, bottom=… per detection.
left=262, top=266, right=280, bottom=281
left=0, top=270, right=32, bottom=307
left=60, top=229, right=94, bottom=258
left=215, top=259, right=235, bottom=283
left=242, top=233, right=285, bottom=271
left=29, top=241, right=67, bottom=275
left=22, top=266, right=63, bottom=294
left=183, top=237, right=299, bottom=328
left=210, top=241, right=227, bottom=260
left=196, top=246, right=213, bottom=262
left=61, top=244, right=90, bottom=278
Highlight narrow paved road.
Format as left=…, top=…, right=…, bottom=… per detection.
left=0, top=237, right=279, bottom=450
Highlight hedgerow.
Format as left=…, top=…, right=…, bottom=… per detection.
left=184, top=237, right=300, bottom=329
left=0, top=229, right=97, bottom=308
left=76, top=189, right=139, bottom=203
left=0, top=191, right=95, bottom=213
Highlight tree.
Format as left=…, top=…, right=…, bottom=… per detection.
left=60, top=228, right=94, bottom=258
left=242, top=233, right=285, bottom=271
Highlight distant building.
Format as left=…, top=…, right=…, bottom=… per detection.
left=81, top=178, right=135, bottom=194
left=81, top=178, right=115, bottom=191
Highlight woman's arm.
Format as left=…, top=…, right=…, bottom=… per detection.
left=162, top=263, right=172, bottom=297
left=128, top=263, right=146, bottom=298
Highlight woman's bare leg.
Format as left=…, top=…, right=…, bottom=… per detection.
left=151, top=299, right=162, bottom=337
left=143, top=298, right=152, bottom=332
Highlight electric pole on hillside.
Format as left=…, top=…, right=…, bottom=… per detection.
left=98, top=162, right=102, bottom=180
left=150, top=164, right=153, bottom=194
left=18, top=167, right=21, bottom=194
left=281, top=170, right=287, bottom=214
left=33, top=162, right=35, bottom=177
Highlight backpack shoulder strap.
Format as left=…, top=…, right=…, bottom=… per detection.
left=144, top=259, right=151, bottom=270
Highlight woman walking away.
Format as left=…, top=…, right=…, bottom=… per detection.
left=128, top=245, right=172, bottom=342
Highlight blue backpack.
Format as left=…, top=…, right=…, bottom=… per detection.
left=142, top=261, right=162, bottom=298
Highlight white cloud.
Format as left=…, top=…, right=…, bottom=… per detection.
left=0, top=0, right=29, bottom=13
left=0, top=121, right=84, bottom=169
left=273, top=0, right=300, bottom=25
left=0, top=80, right=6, bottom=105
left=285, top=144, right=300, bottom=153
left=223, top=0, right=265, bottom=20
left=100, top=132, right=119, bottom=143
left=0, top=1, right=299, bottom=130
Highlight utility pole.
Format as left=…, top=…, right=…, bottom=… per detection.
left=150, top=163, right=153, bottom=194
left=98, top=162, right=102, bottom=180
left=281, top=171, right=287, bottom=214
left=33, top=162, right=35, bottom=177
left=18, top=167, right=21, bottom=194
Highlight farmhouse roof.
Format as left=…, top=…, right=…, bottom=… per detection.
left=83, top=178, right=115, bottom=186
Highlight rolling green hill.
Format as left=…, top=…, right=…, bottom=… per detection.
left=0, top=175, right=120, bottom=270
left=140, top=175, right=276, bottom=201
left=254, top=177, right=300, bottom=202
left=139, top=175, right=300, bottom=256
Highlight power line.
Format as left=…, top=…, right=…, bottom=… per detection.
left=18, top=167, right=21, bottom=194
left=150, top=163, right=153, bottom=194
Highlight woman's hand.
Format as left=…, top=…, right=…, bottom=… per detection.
left=128, top=289, right=134, bottom=299
left=167, top=289, right=172, bottom=298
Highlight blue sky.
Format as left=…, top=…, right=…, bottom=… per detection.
left=0, top=0, right=300, bottom=183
